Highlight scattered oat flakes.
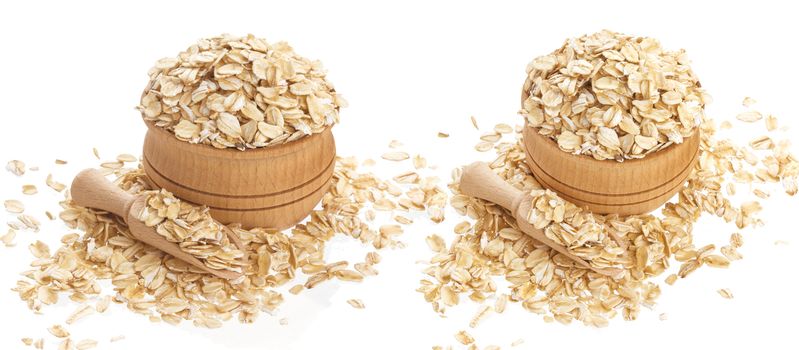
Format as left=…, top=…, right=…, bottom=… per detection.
left=279, top=318, right=289, bottom=326
left=12, top=154, right=444, bottom=330
left=48, top=325, right=70, bottom=338
left=100, top=161, right=123, bottom=169
left=66, top=304, right=95, bottom=324
left=419, top=83, right=798, bottom=327
left=382, top=152, right=410, bottom=161
left=703, top=255, right=731, bottom=268
left=717, top=288, right=734, bottom=299
left=95, top=296, right=112, bottom=313
left=6, top=160, right=26, bottom=176
left=413, top=155, right=427, bottom=169
left=470, top=116, right=479, bottom=130
left=394, top=215, right=413, bottom=225
left=75, top=339, right=97, bottom=350
left=749, top=135, right=773, bottom=150
left=393, top=171, right=419, bottom=184
left=425, top=234, right=446, bottom=253
left=765, top=115, right=778, bottom=131
left=46, top=174, right=66, bottom=192
left=511, top=339, right=524, bottom=347
left=742, top=97, right=757, bottom=107
left=665, top=274, right=678, bottom=285
left=353, top=263, right=379, bottom=276
left=736, top=111, right=763, bottom=123
left=347, top=299, right=365, bottom=309
left=29, top=240, right=50, bottom=258
left=474, top=142, right=493, bottom=152
left=336, top=269, right=365, bottom=282
left=365, top=252, right=382, bottom=265
left=659, top=313, right=668, bottom=321
left=469, top=305, right=491, bottom=328
left=289, top=284, right=304, bottom=295
left=18, top=214, right=41, bottom=232
left=117, top=154, right=138, bottom=163
left=4, top=199, right=24, bottom=213
left=454, top=330, right=475, bottom=345
left=92, top=148, right=100, bottom=160
left=0, top=228, right=17, bottom=247
left=494, top=294, right=508, bottom=313
left=110, top=335, right=125, bottom=342
left=58, top=338, right=73, bottom=350
left=22, top=185, right=38, bottom=195
left=55, top=159, right=68, bottom=165
left=753, top=189, right=769, bottom=199
left=481, top=132, right=501, bottom=143
left=494, top=123, right=513, bottom=134
left=440, top=285, right=459, bottom=307
left=438, top=132, right=450, bottom=138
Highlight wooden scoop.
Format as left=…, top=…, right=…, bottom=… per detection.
left=459, top=162, right=623, bottom=276
left=70, top=169, right=243, bottom=280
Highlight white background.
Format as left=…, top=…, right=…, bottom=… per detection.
left=1, top=0, right=798, bottom=349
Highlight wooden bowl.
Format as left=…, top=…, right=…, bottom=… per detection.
left=521, top=125, right=699, bottom=215
left=142, top=121, right=335, bottom=230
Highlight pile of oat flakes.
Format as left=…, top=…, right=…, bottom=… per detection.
left=138, top=189, right=246, bottom=274
left=2, top=32, right=449, bottom=349
left=5, top=151, right=446, bottom=348
left=420, top=98, right=796, bottom=347
left=419, top=32, right=797, bottom=348
left=139, top=33, right=347, bottom=150
left=521, top=30, right=709, bottom=161
left=4, top=29, right=799, bottom=350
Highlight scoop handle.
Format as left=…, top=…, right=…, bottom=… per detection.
left=459, top=162, right=524, bottom=213
left=71, top=169, right=135, bottom=218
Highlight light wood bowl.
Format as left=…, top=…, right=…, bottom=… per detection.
left=520, top=94, right=699, bottom=215
left=142, top=121, right=335, bottom=230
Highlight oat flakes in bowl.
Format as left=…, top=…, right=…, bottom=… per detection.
left=521, top=30, right=711, bottom=161
left=138, top=33, right=347, bottom=150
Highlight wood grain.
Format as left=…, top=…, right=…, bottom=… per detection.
left=521, top=124, right=699, bottom=215
left=71, top=168, right=135, bottom=217
left=142, top=121, right=335, bottom=229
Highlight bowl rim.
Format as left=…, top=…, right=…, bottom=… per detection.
left=143, top=119, right=334, bottom=159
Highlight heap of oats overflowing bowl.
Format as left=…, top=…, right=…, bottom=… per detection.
left=136, top=34, right=348, bottom=229
left=11, top=34, right=446, bottom=335
left=139, top=33, right=346, bottom=150
left=419, top=30, right=798, bottom=329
